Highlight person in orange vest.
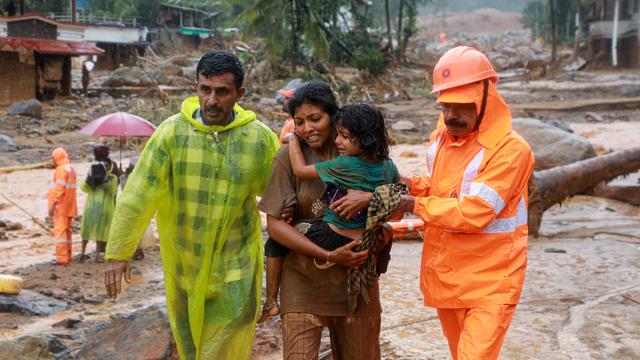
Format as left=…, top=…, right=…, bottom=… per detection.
left=277, top=88, right=296, bottom=144
left=393, top=46, right=535, bottom=359
left=48, top=147, right=78, bottom=265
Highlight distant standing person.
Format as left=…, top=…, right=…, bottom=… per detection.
left=81, top=60, right=92, bottom=97
left=79, top=144, right=118, bottom=263
left=48, top=148, right=78, bottom=265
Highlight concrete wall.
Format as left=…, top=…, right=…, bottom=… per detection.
left=84, top=26, right=145, bottom=44
left=0, top=51, right=36, bottom=106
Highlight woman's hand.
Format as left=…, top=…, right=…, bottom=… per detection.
left=329, top=189, right=372, bottom=219
left=329, top=239, right=368, bottom=268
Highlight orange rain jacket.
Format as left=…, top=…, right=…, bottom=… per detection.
left=411, top=81, right=535, bottom=308
left=48, top=148, right=78, bottom=218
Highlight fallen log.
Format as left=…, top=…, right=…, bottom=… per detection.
left=0, top=161, right=54, bottom=174
left=528, top=146, right=640, bottom=236
left=592, top=184, right=640, bottom=207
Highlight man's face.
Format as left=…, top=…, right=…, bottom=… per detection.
left=440, top=102, right=478, bottom=137
left=196, top=73, right=245, bottom=126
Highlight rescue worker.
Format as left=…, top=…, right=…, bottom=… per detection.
left=48, top=148, right=78, bottom=265
left=394, top=46, right=535, bottom=359
left=103, top=51, right=279, bottom=359
left=277, top=87, right=296, bottom=144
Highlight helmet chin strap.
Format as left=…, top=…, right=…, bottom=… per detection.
left=475, top=79, right=489, bottom=130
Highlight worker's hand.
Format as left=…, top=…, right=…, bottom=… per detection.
left=329, top=189, right=372, bottom=219
left=397, top=195, right=416, bottom=214
left=281, top=206, right=295, bottom=224
left=329, top=239, right=368, bottom=268
left=104, top=260, right=132, bottom=300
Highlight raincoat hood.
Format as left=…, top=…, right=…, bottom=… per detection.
left=436, top=81, right=511, bottom=150
left=181, top=96, right=256, bottom=133
left=52, top=148, right=70, bottom=166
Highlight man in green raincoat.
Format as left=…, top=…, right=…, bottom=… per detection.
left=104, top=51, right=279, bottom=359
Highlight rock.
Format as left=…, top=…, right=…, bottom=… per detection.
left=148, top=69, right=169, bottom=85
left=545, top=119, right=573, bottom=133
left=391, top=120, right=417, bottom=132
left=4, top=221, right=23, bottom=231
left=160, top=62, right=183, bottom=77
left=52, top=317, right=82, bottom=329
left=0, top=289, right=67, bottom=316
left=0, top=134, right=17, bottom=152
left=46, top=127, right=60, bottom=135
left=585, top=112, right=604, bottom=123
left=102, top=67, right=156, bottom=88
left=169, top=54, right=193, bottom=67
left=8, top=99, right=42, bottom=118
left=619, top=84, right=640, bottom=97
left=562, top=57, right=587, bottom=72
left=77, top=304, right=176, bottom=360
left=182, top=64, right=197, bottom=80
left=167, top=76, right=195, bottom=87
left=0, top=334, right=71, bottom=359
left=512, top=118, right=596, bottom=170
left=0, top=231, right=7, bottom=241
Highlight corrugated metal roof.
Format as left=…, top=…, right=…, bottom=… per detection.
left=0, top=36, right=104, bottom=56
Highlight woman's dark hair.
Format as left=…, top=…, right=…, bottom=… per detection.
left=287, top=80, right=338, bottom=121
left=336, top=103, right=390, bottom=162
left=196, top=51, right=244, bottom=88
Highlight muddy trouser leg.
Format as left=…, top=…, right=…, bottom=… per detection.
left=282, top=312, right=325, bottom=360
left=53, top=216, right=72, bottom=264
left=327, top=315, right=381, bottom=360
left=437, top=305, right=517, bottom=360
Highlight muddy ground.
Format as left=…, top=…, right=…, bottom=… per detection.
left=1, top=8, right=640, bottom=360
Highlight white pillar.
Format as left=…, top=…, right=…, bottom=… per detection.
left=612, top=0, right=620, bottom=67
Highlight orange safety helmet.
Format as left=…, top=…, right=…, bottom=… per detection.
left=431, top=46, right=499, bottom=94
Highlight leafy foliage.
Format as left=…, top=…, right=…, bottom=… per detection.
left=521, top=0, right=584, bottom=44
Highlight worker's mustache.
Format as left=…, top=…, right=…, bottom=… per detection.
left=445, top=118, right=467, bottom=128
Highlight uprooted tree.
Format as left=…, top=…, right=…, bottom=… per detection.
left=528, top=146, right=640, bottom=237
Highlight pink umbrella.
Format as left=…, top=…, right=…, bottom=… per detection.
left=79, top=112, right=157, bottom=169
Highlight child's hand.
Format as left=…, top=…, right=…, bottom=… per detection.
left=282, top=132, right=296, bottom=144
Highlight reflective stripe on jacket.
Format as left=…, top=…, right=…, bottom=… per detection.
left=411, top=81, right=535, bottom=308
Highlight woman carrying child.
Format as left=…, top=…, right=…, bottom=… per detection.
left=258, top=81, right=398, bottom=359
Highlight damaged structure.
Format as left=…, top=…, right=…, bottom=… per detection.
left=156, top=3, right=220, bottom=50
left=586, top=0, right=640, bottom=67
left=0, top=14, right=103, bottom=105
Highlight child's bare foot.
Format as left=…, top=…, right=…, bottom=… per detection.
left=257, top=301, right=280, bottom=323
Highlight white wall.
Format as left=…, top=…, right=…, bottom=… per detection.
left=84, top=26, right=145, bottom=44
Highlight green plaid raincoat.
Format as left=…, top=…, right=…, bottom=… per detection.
left=79, top=174, right=118, bottom=242
left=105, top=97, right=279, bottom=359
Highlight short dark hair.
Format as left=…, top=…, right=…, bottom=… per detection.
left=196, top=51, right=244, bottom=88
left=336, top=103, right=390, bottom=162
left=288, top=80, right=338, bottom=121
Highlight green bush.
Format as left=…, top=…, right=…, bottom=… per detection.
left=352, top=49, right=386, bottom=76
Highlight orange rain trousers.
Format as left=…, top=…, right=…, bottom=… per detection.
left=53, top=216, right=72, bottom=264
left=437, top=305, right=516, bottom=360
